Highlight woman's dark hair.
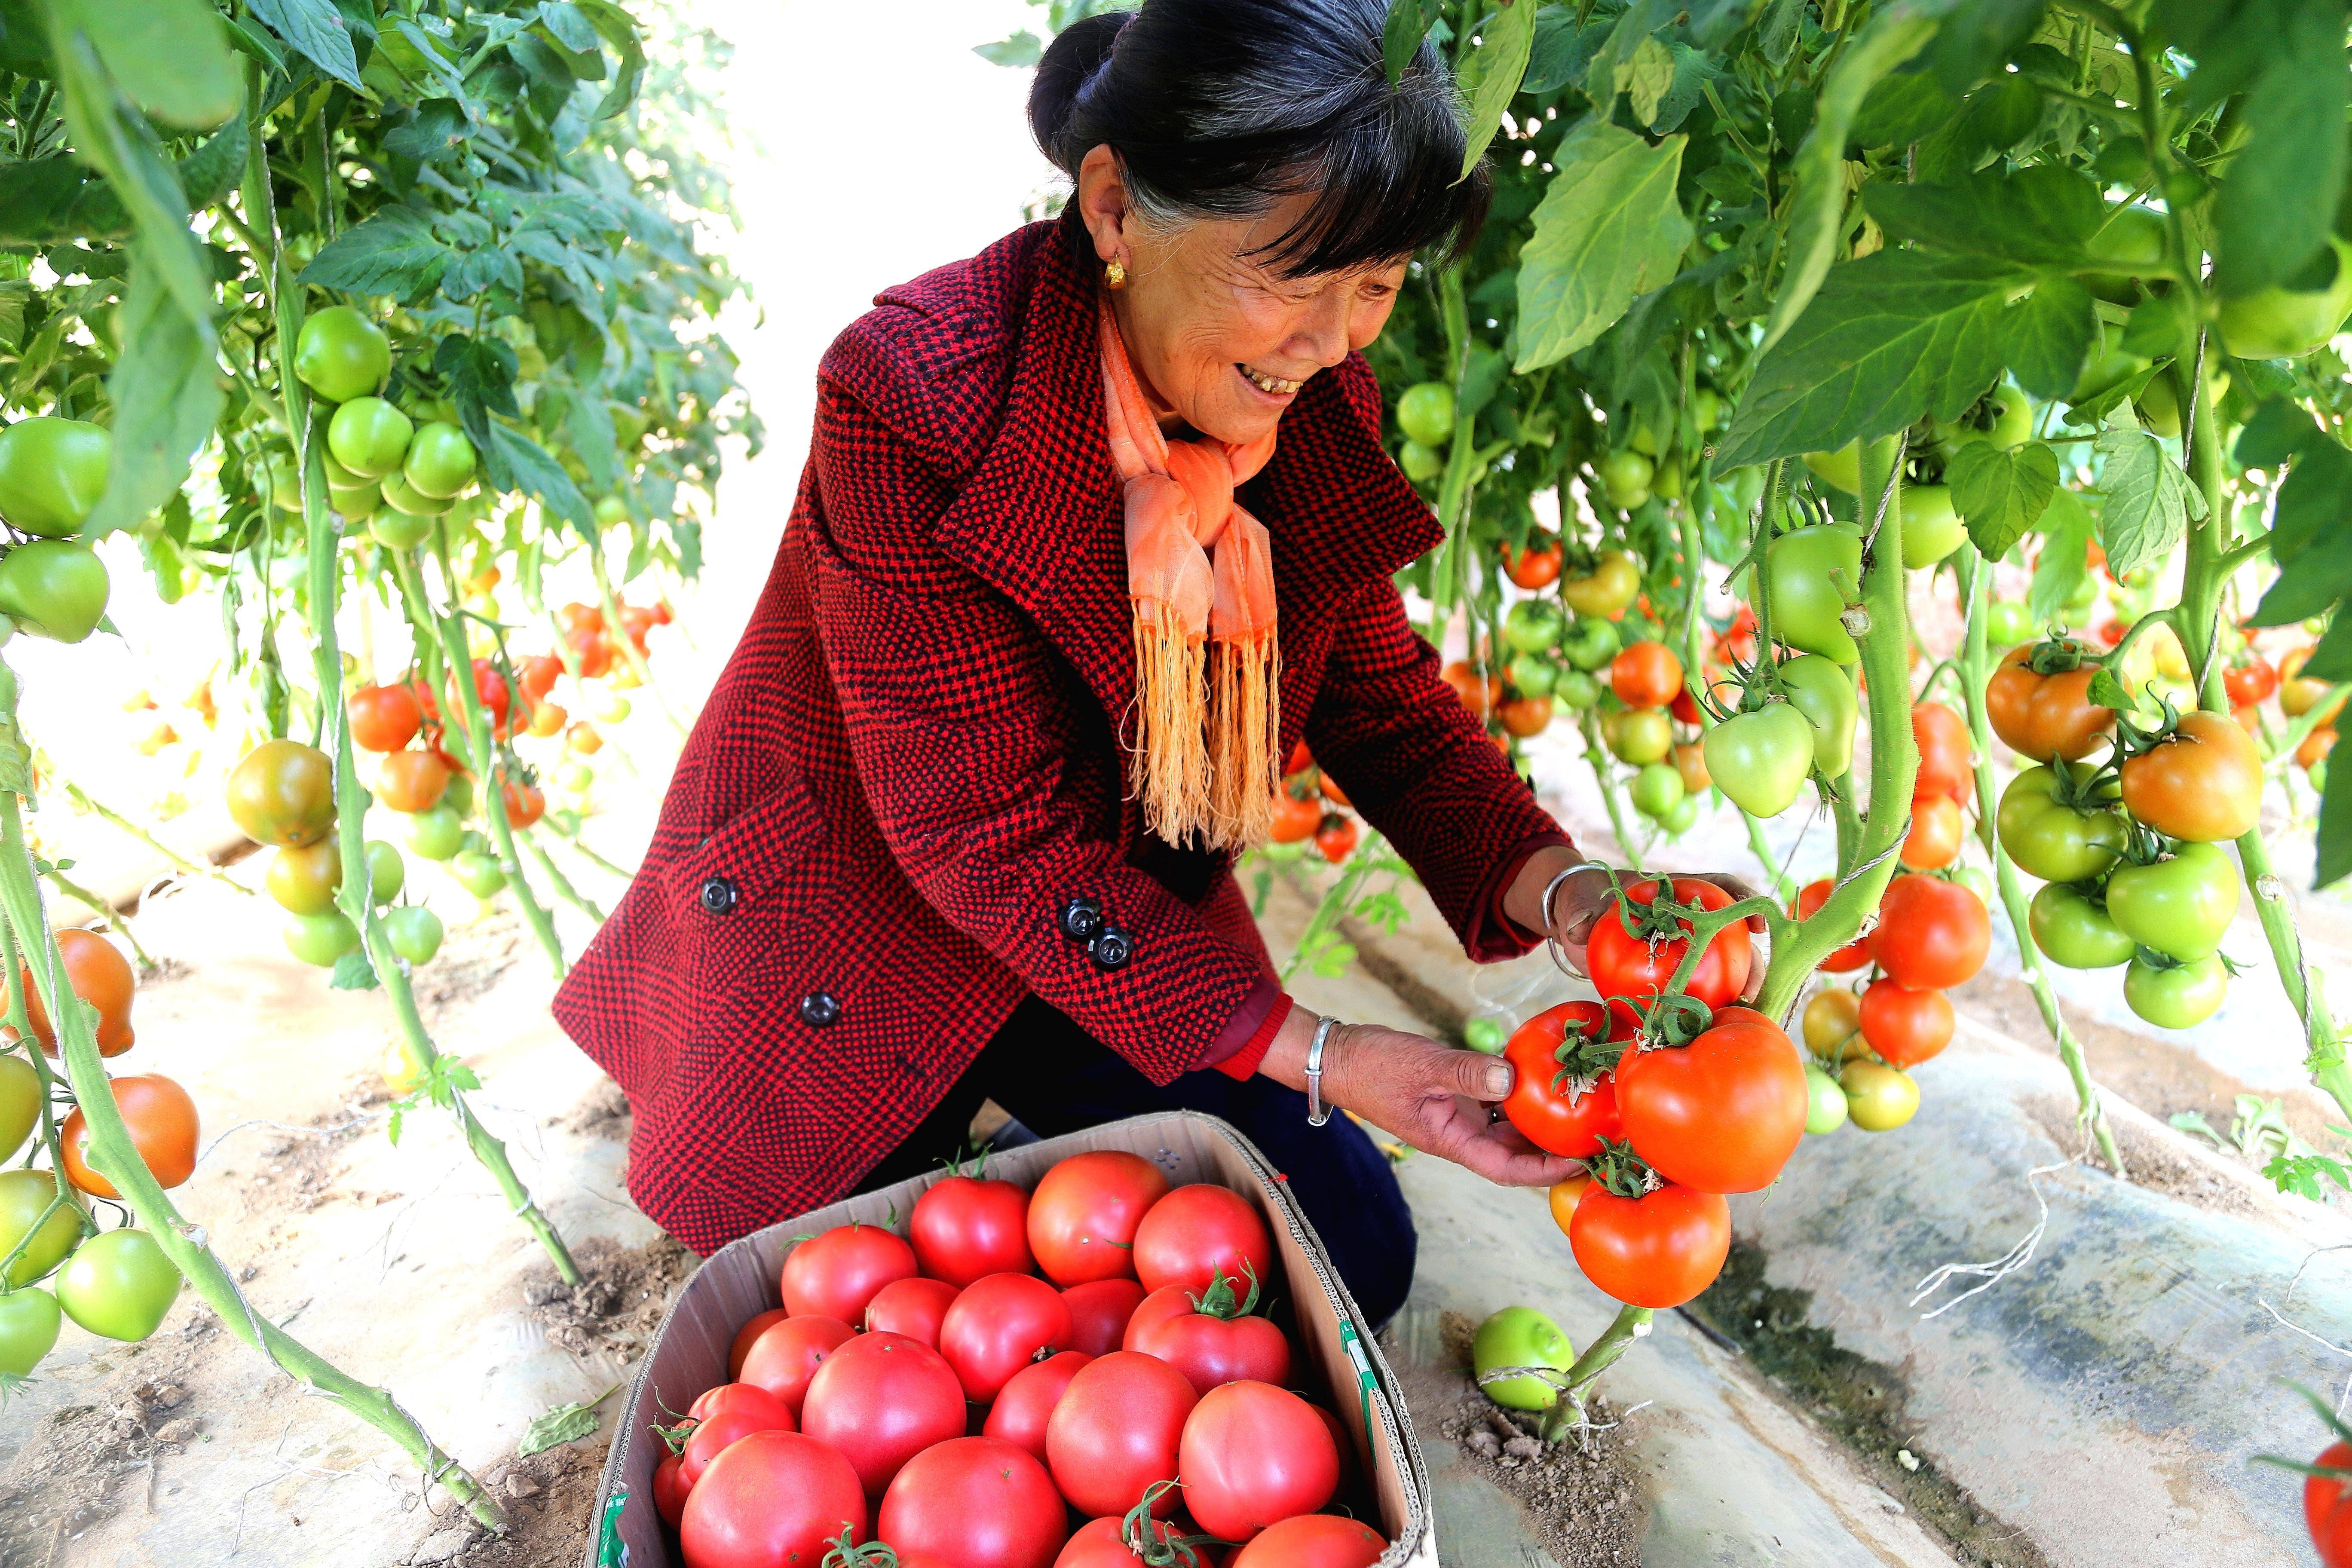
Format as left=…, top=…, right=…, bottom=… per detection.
left=1028, top=1, right=1488, bottom=279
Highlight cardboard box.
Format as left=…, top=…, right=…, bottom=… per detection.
left=588, top=1110, right=1436, bottom=1567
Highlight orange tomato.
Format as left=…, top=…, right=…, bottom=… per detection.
left=347, top=684, right=423, bottom=753
left=529, top=700, right=567, bottom=738
left=1986, top=644, right=2114, bottom=764
left=1911, top=701, right=1974, bottom=796
left=7, top=928, right=136, bottom=1057
left=1314, top=815, right=1358, bottom=864
left=518, top=654, right=563, bottom=701
left=502, top=777, right=547, bottom=830
left=1270, top=791, right=1323, bottom=843
left=2119, top=710, right=2264, bottom=842
left=2299, top=726, right=2338, bottom=772
left=1901, top=793, right=1966, bottom=870
left=1858, top=979, right=1954, bottom=1069
left=376, top=750, right=451, bottom=813
left=1441, top=661, right=1502, bottom=720
left=1318, top=770, right=1351, bottom=809
left=1609, top=642, right=1684, bottom=708
left=1498, top=695, right=1553, bottom=738
left=1500, top=540, right=1562, bottom=590
left=61, top=1073, right=199, bottom=1197
left=567, top=723, right=604, bottom=756
left=1672, top=741, right=1710, bottom=796
left=1792, top=878, right=1871, bottom=972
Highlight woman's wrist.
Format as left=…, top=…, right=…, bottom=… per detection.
left=1502, top=846, right=1601, bottom=936
left=1257, top=1003, right=1324, bottom=1092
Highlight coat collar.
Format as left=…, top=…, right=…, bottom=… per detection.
left=914, top=223, right=1443, bottom=753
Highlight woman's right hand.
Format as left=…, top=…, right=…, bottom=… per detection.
left=1259, top=1008, right=1581, bottom=1188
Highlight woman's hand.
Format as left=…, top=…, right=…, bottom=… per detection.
left=1259, top=1009, right=1581, bottom=1187
left=1507, top=846, right=1768, bottom=998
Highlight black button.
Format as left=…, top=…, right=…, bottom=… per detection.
left=1088, top=925, right=1133, bottom=971
left=1058, top=895, right=1104, bottom=943
left=698, top=876, right=739, bottom=915
left=799, top=991, right=841, bottom=1028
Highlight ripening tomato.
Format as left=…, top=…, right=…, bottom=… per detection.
left=2301, top=726, right=2339, bottom=771
left=1441, top=660, right=1502, bottom=719
left=1615, top=1008, right=1807, bottom=1193
left=1133, top=1184, right=1273, bottom=1295
left=1801, top=987, right=1863, bottom=1060
left=1499, top=1001, right=1623, bottom=1158
left=878, top=1437, right=1067, bottom=1568
left=2223, top=659, right=2278, bottom=707
left=1569, top=1182, right=1730, bottom=1307
left=1792, top=878, right=1871, bottom=971
left=1314, top=814, right=1359, bottom=863
left=2281, top=647, right=2343, bottom=721
left=1586, top=877, right=1754, bottom=1030
left=863, top=1276, right=959, bottom=1347
left=1873, top=875, right=1991, bottom=991
left=447, top=658, right=512, bottom=737
left=499, top=777, right=546, bottom=831
left=1497, top=695, right=1553, bottom=738
left=1046, top=1351, right=1197, bottom=1519
left=800, top=1330, right=967, bottom=1499
left=1124, top=1283, right=1291, bottom=1396
left=1231, top=1516, right=1389, bottom=1568
left=738, top=1313, right=856, bottom=1414
left=1029, top=1151, right=1169, bottom=1286
left=938, top=1273, right=1074, bottom=1402
left=518, top=652, right=564, bottom=701
left=1501, top=540, right=1562, bottom=589
left=982, top=1349, right=1092, bottom=1463
left=1901, top=792, right=1966, bottom=871
left=652, top=1452, right=689, bottom=1530
left=1562, top=550, right=1641, bottom=618
left=347, top=684, right=423, bottom=753
left=1911, top=701, right=1972, bottom=797
left=2119, top=710, right=2264, bottom=842
left=1987, top=643, right=2115, bottom=763
left=678, top=1381, right=797, bottom=1489
left=1610, top=641, right=1684, bottom=708
left=9, top=927, right=136, bottom=1057
left=679, top=1430, right=865, bottom=1568
left=1178, top=1381, right=1339, bottom=1542
left=59, top=1073, right=198, bottom=1198
left=2307, top=1440, right=2352, bottom=1549
left=911, top=1170, right=1032, bottom=1286
left=1270, top=790, right=1323, bottom=844
left=781, top=1223, right=917, bottom=1325
left=1858, top=979, right=1954, bottom=1069
left=1062, top=1277, right=1145, bottom=1356
left=375, top=750, right=450, bottom=814
left=227, top=739, right=336, bottom=848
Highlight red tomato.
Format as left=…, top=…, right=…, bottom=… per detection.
left=2319, top=1496, right=2352, bottom=1568
left=1792, top=878, right=1871, bottom=971
left=863, top=1277, right=959, bottom=1347
left=620, top=603, right=659, bottom=654
left=500, top=776, right=546, bottom=831
left=1133, top=1184, right=1274, bottom=1295
left=799, top=1331, right=967, bottom=1500
left=1314, top=814, right=1358, bottom=864
left=1045, top=1351, right=1197, bottom=1519
left=738, top=1314, right=856, bottom=1415
left=1615, top=1009, right=1807, bottom=1193
left=1901, top=792, right=1965, bottom=871
left=1501, top=540, right=1563, bottom=590
left=1123, top=1283, right=1292, bottom=1396
left=1568, top=1183, right=1731, bottom=1308
left=1270, top=790, right=1323, bottom=844
left=1874, top=875, right=1991, bottom=991
left=347, top=684, right=422, bottom=752
left=448, top=657, right=511, bottom=736
left=518, top=653, right=562, bottom=701
left=1499, top=1001, right=1624, bottom=1159
left=677, top=1383, right=796, bottom=1488
left=1911, top=701, right=1971, bottom=797
left=1586, top=877, right=1754, bottom=1030
left=653, top=1452, right=689, bottom=1530
left=1610, top=641, right=1684, bottom=708
left=2311, top=1441, right=2352, bottom=1540
left=1054, top=1516, right=1205, bottom=1568
left=938, top=1273, right=1075, bottom=1403
left=727, top=1308, right=790, bottom=1380
left=1028, top=1151, right=1170, bottom=1286
left=2223, top=660, right=2278, bottom=707
left=680, top=1430, right=864, bottom=1568
left=877, top=1437, right=1067, bottom=1568
left=1284, top=738, right=1312, bottom=775
left=1859, top=979, right=1954, bottom=1069
left=981, top=1349, right=1093, bottom=1463
left=911, top=1170, right=1034, bottom=1286
left=781, top=1223, right=916, bottom=1325
left=1177, top=1381, right=1339, bottom=1542
left=1231, top=1516, right=1389, bottom=1568
left=1061, top=1277, right=1146, bottom=1356
left=1670, top=686, right=1701, bottom=726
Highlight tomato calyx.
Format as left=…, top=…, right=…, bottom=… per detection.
left=1117, top=1482, right=1230, bottom=1568
left=652, top=1413, right=698, bottom=1455
left=1583, top=1136, right=1665, bottom=1200
left=1185, top=1262, right=1265, bottom=1322
left=1547, top=1020, right=1626, bottom=1097
left=2108, top=689, right=2190, bottom=760
left=823, top=1528, right=912, bottom=1568
left=2021, top=636, right=2098, bottom=677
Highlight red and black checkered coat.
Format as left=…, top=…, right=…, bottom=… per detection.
left=552, top=222, right=1571, bottom=1254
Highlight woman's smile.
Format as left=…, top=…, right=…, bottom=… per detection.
left=1237, top=362, right=1308, bottom=400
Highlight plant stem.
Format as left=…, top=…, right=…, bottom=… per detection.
left=55, top=778, right=250, bottom=894
left=1562, top=1302, right=1652, bottom=1419
left=519, top=828, right=604, bottom=924
left=38, top=865, right=153, bottom=971
left=1580, top=710, right=1643, bottom=872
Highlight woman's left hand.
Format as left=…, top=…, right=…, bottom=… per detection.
left=1507, top=846, right=1769, bottom=999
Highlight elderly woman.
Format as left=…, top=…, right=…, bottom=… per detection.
left=555, top=0, right=1748, bottom=1327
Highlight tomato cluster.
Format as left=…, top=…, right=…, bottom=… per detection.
left=1264, top=741, right=1363, bottom=866
left=659, top=1153, right=1383, bottom=1568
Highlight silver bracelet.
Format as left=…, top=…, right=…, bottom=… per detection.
left=1541, top=861, right=1600, bottom=980
left=1305, top=1016, right=1340, bottom=1127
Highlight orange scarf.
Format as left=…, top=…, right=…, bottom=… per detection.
left=1098, top=298, right=1280, bottom=850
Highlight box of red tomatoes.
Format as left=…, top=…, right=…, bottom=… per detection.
left=587, top=1110, right=1435, bottom=1568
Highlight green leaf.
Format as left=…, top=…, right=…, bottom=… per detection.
left=1458, top=0, right=1538, bottom=181
left=2060, top=358, right=2164, bottom=431
left=2085, top=667, right=2136, bottom=711
left=2249, top=531, right=2352, bottom=626
left=570, top=0, right=645, bottom=119
left=2026, top=488, right=2092, bottom=625
left=82, top=0, right=240, bottom=129
left=539, top=1, right=600, bottom=53
left=1948, top=438, right=2058, bottom=559
left=1623, top=36, right=1674, bottom=127
left=330, top=950, right=380, bottom=990
left=2266, top=436, right=2352, bottom=567
left=2215, top=2, right=2349, bottom=297
left=1716, top=250, right=2022, bottom=469
left=1523, top=5, right=1596, bottom=95
left=1849, top=68, right=1960, bottom=150
left=2318, top=743, right=2352, bottom=890
left=1513, top=120, right=1690, bottom=372
left=973, top=31, right=1042, bottom=66
left=2306, top=606, right=2352, bottom=684
left=1862, top=165, right=2101, bottom=267
left=89, top=254, right=225, bottom=540
left=492, top=425, right=596, bottom=536
left=298, top=207, right=452, bottom=299
left=1381, top=0, right=1440, bottom=84
left=519, top=1384, right=619, bottom=1457
left=2119, top=291, right=2196, bottom=359
left=2235, top=399, right=2321, bottom=469
left=2091, top=426, right=2205, bottom=579
left=2003, top=276, right=2096, bottom=402
left=244, top=0, right=363, bottom=91
left=384, top=99, right=477, bottom=163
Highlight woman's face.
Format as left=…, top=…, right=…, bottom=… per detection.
left=1078, top=147, right=1409, bottom=446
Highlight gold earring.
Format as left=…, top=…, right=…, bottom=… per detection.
left=1104, top=258, right=1127, bottom=291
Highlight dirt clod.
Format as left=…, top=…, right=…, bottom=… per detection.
left=439, top=1441, right=605, bottom=1568
left=563, top=1078, right=632, bottom=1139
left=525, top=1234, right=694, bottom=1362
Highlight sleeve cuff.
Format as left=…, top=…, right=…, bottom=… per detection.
left=1195, top=977, right=1292, bottom=1080
left=1478, top=829, right=1581, bottom=957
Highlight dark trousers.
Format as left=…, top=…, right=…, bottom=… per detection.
left=857, top=994, right=1417, bottom=1330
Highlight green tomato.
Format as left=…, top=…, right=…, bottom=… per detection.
left=1397, top=383, right=1456, bottom=447
left=1628, top=423, right=1660, bottom=456
left=2313, top=758, right=2330, bottom=795
left=2070, top=346, right=2152, bottom=404
left=557, top=760, right=597, bottom=794
left=0, top=1286, right=59, bottom=1375
left=365, top=839, right=405, bottom=904
left=1899, top=485, right=1966, bottom=569
left=1502, top=599, right=1564, bottom=655
left=1703, top=701, right=1816, bottom=819
left=56, top=1229, right=181, bottom=1342
left=2217, top=236, right=2352, bottom=359
left=1398, top=440, right=1442, bottom=482
left=0, top=1052, right=35, bottom=1164
left=1801, top=443, right=1860, bottom=494
left=326, top=397, right=415, bottom=479
left=1691, top=388, right=1721, bottom=432
left=2123, top=952, right=2228, bottom=1030
left=0, top=1171, right=83, bottom=1287
left=1599, top=450, right=1653, bottom=510
left=1604, top=707, right=1673, bottom=765
left=1507, top=653, right=1557, bottom=699
left=2104, top=841, right=2241, bottom=961
left=380, top=470, right=454, bottom=517
left=0, top=417, right=110, bottom=538
left=1463, top=1017, right=1509, bottom=1055
left=2086, top=204, right=2166, bottom=271
left=1804, top=1064, right=1850, bottom=1134
left=405, top=805, right=465, bottom=861
left=329, top=479, right=380, bottom=520
left=1776, top=655, right=1857, bottom=779
left=1985, top=600, right=2036, bottom=646
left=1763, top=525, right=1864, bottom=662
left=1630, top=761, right=1687, bottom=819
left=1471, top=1305, right=1575, bottom=1412
left=322, top=449, right=368, bottom=489
left=443, top=773, right=476, bottom=820
left=403, top=423, right=478, bottom=500
left=2028, top=882, right=2135, bottom=969
left=293, top=305, right=392, bottom=403
left=1561, top=617, right=1621, bottom=672
left=1841, top=1061, right=1920, bottom=1132
left=1658, top=793, right=1700, bottom=834
left=1949, top=864, right=1994, bottom=906
left=1996, top=764, right=2126, bottom=882
left=283, top=911, right=361, bottom=967
left=1555, top=670, right=1601, bottom=710
left=384, top=905, right=445, bottom=965
left=370, top=509, right=436, bottom=549
left=0, top=540, right=109, bottom=643
left=1258, top=839, right=1306, bottom=864
left=1651, top=458, right=1684, bottom=501
left=451, top=848, right=508, bottom=897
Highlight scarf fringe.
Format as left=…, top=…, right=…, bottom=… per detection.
left=1132, top=600, right=1212, bottom=845
left=1209, top=630, right=1279, bottom=849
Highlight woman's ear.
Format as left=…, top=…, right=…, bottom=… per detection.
left=1075, top=144, right=1130, bottom=266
